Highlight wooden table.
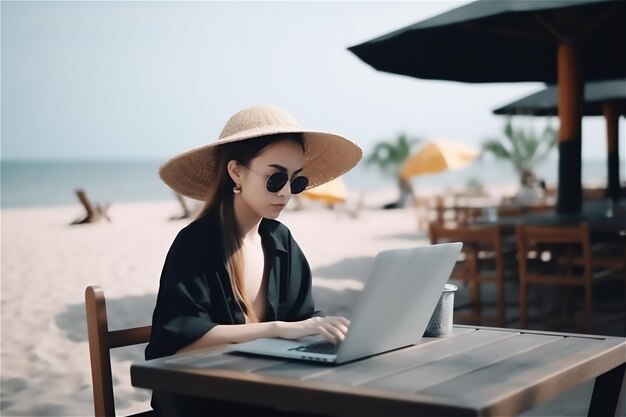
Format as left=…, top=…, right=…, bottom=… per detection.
left=473, top=200, right=626, bottom=236
left=131, top=326, right=625, bottom=417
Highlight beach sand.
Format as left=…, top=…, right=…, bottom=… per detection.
left=0, top=191, right=617, bottom=416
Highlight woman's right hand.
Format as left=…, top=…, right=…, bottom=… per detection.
left=276, top=316, right=350, bottom=344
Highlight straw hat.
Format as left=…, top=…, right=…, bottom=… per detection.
left=159, top=106, right=363, bottom=200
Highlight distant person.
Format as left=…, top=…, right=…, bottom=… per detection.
left=145, top=106, right=362, bottom=416
left=516, top=169, right=544, bottom=205
left=538, top=179, right=547, bottom=192
left=383, top=176, right=415, bottom=209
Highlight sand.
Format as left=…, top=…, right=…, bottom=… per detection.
left=0, top=189, right=432, bottom=416
left=0, top=187, right=615, bottom=416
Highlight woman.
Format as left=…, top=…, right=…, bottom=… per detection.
left=145, top=105, right=362, bottom=416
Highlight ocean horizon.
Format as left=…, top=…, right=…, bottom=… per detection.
left=0, top=158, right=615, bottom=209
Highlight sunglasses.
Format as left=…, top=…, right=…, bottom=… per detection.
left=249, top=169, right=309, bottom=194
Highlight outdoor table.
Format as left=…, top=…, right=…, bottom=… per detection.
left=131, top=326, right=625, bottom=417
left=474, top=213, right=626, bottom=235
left=473, top=200, right=626, bottom=236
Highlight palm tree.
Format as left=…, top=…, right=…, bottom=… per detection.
left=481, top=117, right=557, bottom=183
left=365, top=133, right=420, bottom=176
left=365, top=133, right=420, bottom=208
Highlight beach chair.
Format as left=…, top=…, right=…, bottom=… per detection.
left=169, top=193, right=192, bottom=220
left=85, top=286, right=154, bottom=417
left=71, top=189, right=111, bottom=225
left=169, top=193, right=202, bottom=220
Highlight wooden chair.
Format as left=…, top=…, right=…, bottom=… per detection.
left=497, top=202, right=554, bottom=217
left=429, top=223, right=516, bottom=326
left=431, top=196, right=483, bottom=228
left=169, top=193, right=201, bottom=221
left=72, top=189, right=111, bottom=225
left=454, top=206, right=483, bottom=225
left=515, top=224, right=626, bottom=332
left=413, top=196, right=434, bottom=230
left=85, top=285, right=154, bottom=417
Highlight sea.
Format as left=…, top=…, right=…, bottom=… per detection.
left=0, top=158, right=614, bottom=209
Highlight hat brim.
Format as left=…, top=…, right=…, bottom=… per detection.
left=159, top=127, right=362, bottom=201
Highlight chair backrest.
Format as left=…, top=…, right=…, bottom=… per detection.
left=516, top=224, right=590, bottom=244
left=497, top=203, right=554, bottom=217
left=429, top=222, right=503, bottom=248
left=430, top=196, right=484, bottom=228
left=85, top=285, right=152, bottom=417
left=515, top=224, right=592, bottom=284
left=429, top=223, right=505, bottom=279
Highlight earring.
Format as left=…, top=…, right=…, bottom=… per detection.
left=233, top=183, right=242, bottom=194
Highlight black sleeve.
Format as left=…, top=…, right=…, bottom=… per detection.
left=145, top=228, right=218, bottom=360
left=285, top=231, right=323, bottom=321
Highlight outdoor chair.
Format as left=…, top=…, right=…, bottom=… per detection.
left=496, top=204, right=526, bottom=217
left=72, top=189, right=111, bottom=225
left=169, top=193, right=203, bottom=221
left=429, top=223, right=516, bottom=326
left=454, top=206, right=483, bottom=225
left=497, top=202, right=554, bottom=217
left=432, top=196, right=482, bottom=228
left=85, top=285, right=154, bottom=417
left=413, top=196, right=434, bottom=230
left=515, top=224, right=626, bottom=332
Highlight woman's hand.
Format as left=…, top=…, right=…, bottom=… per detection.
left=276, top=316, right=350, bottom=344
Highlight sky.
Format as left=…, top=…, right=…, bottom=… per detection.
left=1, top=1, right=622, bottom=161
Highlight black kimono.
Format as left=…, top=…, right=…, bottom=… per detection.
left=145, top=208, right=320, bottom=416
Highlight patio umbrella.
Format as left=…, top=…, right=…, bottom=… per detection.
left=494, top=79, right=626, bottom=116
left=301, top=177, right=347, bottom=205
left=494, top=78, right=626, bottom=201
left=349, top=0, right=626, bottom=214
left=399, top=140, right=478, bottom=179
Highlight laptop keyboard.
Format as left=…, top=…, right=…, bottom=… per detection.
left=288, top=341, right=340, bottom=355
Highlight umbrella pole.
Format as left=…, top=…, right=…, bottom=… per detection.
left=556, top=43, right=583, bottom=215
left=603, top=102, right=621, bottom=202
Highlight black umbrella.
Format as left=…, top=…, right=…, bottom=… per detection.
left=493, top=79, right=626, bottom=116
left=494, top=79, right=625, bottom=201
left=349, top=0, right=626, bottom=214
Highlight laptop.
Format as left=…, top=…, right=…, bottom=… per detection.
left=229, top=242, right=462, bottom=364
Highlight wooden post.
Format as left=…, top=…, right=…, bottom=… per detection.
left=604, top=102, right=621, bottom=202
left=556, top=43, right=583, bottom=214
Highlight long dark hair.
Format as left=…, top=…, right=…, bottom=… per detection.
left=197, top=133, right=304, bottom=322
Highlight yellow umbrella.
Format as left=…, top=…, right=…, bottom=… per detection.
left=301, top=177, right=347, bottom=205
left=399, top=140, right=478, bottom=179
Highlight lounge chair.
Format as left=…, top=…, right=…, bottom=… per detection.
left=71, top=189, right=111, bottom=225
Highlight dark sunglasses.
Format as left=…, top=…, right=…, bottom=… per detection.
left=265, top=171, right=309, bottom=194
